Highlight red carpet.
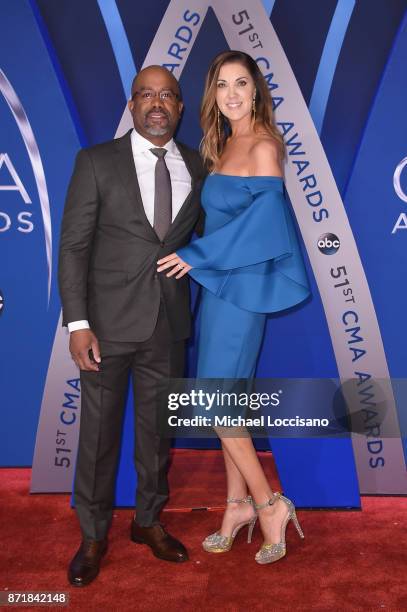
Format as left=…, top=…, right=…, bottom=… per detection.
left=1, top=450, right=406, bottom=611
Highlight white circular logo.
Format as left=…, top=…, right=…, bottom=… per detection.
left=317, top=233, right=340, bottom=255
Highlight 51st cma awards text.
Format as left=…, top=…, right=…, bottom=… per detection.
left=167, top=415, right=329, bottom=428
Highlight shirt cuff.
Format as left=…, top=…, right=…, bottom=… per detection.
left=67, top=320, right=90, bottom=333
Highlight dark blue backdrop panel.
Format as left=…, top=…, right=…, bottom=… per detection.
left=271, top=439, right=360, bottom=507
left=35, top=0, right=125, bottom=145
left=272, top=0, right=338, bottom=105
left=0, top=0, right=82, bottom=464
left=344, top=11, right=407, bottom=460
left=321, top=0, right=407, bottom=195
left=116, top=0, right=171, bottom=73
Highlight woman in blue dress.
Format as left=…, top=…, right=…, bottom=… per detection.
left=157, top=51, right=310, bottom=565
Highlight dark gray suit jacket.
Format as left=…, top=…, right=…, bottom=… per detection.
left=58, top=129, right=205, bottom=342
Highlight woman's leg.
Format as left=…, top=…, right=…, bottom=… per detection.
left=217, top=441, right=254, bottom=536
left=219, top=434, right=290, bottom=545
left=197, top=293, right=284, bottom=541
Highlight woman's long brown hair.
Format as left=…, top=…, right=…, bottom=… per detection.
left=200, top=50, right=285, bottom=171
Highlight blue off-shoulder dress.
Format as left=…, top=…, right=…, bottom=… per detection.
left=177, top=174, right=310, bottom=379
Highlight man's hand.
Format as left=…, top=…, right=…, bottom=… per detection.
left=157, top=253, right=192, bottom=278
left=69, top=329, right=101, bottom=371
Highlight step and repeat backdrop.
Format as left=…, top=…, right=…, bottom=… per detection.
left=1, top=0, right=406, bottom=506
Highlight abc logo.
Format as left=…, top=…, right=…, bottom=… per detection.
left=317, top=233, right=340, bottom=255
left=0, top=290, right=4, bottom=316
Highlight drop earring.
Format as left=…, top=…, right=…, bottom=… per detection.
left=217, top=106, right=221, bottom=141
left=252, top=96, right=256, bottom=123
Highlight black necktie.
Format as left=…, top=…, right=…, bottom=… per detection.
left=150, top=148, right=172, bottom=240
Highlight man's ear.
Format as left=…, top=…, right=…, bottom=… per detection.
left=178, top=101, right=184, bottom=115
left=128, top=99, right=134, bottom=112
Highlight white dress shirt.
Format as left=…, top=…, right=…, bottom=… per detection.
left=67, top=129, right=192, bottom=333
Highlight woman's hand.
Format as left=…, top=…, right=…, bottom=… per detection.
left=157, top=253, right=192, bottom=279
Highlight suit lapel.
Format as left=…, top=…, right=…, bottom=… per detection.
left=114, top=130, right=158, bottom=241
left=167, top=141, right=196, bottom=236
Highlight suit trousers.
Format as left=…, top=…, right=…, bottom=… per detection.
left=73, top=302, right=185, bottom=541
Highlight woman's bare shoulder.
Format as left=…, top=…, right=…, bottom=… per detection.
left=249, top=136, right=282, bottom=177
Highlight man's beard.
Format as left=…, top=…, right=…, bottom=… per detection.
left=144, top=125, right=170, bottom=136
left=144, top=109, right=171, bottom=136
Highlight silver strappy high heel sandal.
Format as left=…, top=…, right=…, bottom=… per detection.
left=255, top=491, right=304, bottom=564
left=202, top=495, right=257, bottom=553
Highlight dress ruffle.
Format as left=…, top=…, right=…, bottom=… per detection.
left=177, top=176, right=310, bottom=314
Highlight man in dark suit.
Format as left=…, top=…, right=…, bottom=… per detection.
left=58, top=66, right=204, bottom=586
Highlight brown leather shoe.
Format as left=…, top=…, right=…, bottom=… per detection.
left=130, top=520, right=188, bottom=563
left=68, top=539, right=108, bottom=587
